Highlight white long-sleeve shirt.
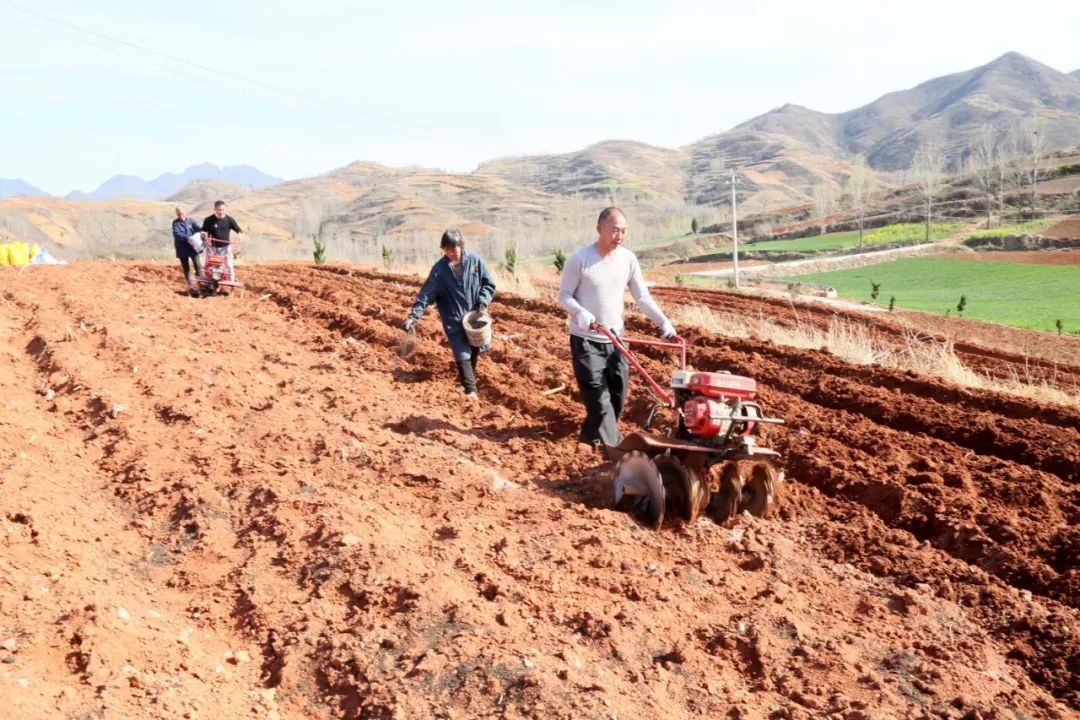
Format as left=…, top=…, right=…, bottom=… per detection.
left=558, top=243, right=674, bottom=342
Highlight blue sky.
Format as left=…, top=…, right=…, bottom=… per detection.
left=2, top=0, right=1079, bottom=195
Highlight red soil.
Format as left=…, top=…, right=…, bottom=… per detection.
left=1, top=262, right=1076, bottom=719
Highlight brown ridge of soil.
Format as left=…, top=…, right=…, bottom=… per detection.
left=1, top=261, right=1076, bottom=720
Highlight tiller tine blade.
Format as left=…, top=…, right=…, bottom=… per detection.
left=610, top=450, right=665, bottom=529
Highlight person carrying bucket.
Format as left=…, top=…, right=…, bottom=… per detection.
left=171, top=207, right=203, bottom=293
left=402, top=229, right=497, bottom=402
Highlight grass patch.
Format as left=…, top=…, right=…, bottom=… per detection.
left=782, top=257, right=1080, bottom=332
left=671, top=303, right=1080, bottom=408
left=673, top=273, right=730, bottom=289
left=744, top=222, right=964, bottom=254
left=966, top=219, right=1056, bottom=240
left=862, top=222, right=964, bottom=245
left=746, top=231, right=862, bottom=253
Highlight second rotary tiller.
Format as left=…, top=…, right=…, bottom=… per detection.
left=593, top=326, right=786, bottom=529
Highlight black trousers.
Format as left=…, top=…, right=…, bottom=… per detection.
left=570, top=335, right=629, bottom=447
left=179, top=254, right=202, bottom=285
left=455, top=347, right=480, bottom=394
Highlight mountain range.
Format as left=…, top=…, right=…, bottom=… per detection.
left=0, top=163, right=284, bottom=201
left=1, top=51, right=1079, bottom=261
left=473, top=53, right=1080, bottom=212
left=0, top=179, right=50, bottom=199
left=732, top=52, right=1080, bottom=170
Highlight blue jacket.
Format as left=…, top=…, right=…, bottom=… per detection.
left=172, top=217, right=201, bottom=258
left=408, top=250, right=497, bottom=361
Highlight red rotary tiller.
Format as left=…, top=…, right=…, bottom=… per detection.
left=592, top=326, right=785, bottom=529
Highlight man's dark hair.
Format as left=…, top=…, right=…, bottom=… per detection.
left=213, top=200, right=226, bottom=209
left=597, top=207, right=624, bottom=225
left=440, top=228, right=464, bottom=249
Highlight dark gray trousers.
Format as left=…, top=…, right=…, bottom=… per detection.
left=455, top=347, right=480, bottom=394
left=179, top=254, right=202, bottom=286
left=570, top=335, right=629, bottom=447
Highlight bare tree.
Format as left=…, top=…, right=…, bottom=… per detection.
left=844, top=155, right=874, bottom=247
left=968, top=125, right=999, bottom=229
left=1014, top=117, right=1046, bottom=216
left=812, top=182, right=839, bottom=235
left=996, top=127, right=1019, bottom=226
left=910, top=143, right=945, bottom=243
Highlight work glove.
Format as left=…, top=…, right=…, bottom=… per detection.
left=476, top=302, right=489, bottom=314
left=661, top=323, right=677, bottom=341
left=573, top=310, right=596, bottom=332
left=402, top=317, right=418, bottom=332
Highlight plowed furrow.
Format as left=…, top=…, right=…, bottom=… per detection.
left=247, top=266, right=1077, bottom=607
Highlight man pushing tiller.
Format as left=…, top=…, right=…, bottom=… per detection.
left=185, top=199, right=246, bottom=296
left=558, top=206, right=677, bottom=455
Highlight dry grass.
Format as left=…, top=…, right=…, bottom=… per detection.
left=671, top=303, right=1080, bottom=408
left=490, top=267, right=551, bottom=300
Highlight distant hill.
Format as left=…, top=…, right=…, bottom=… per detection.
left=735, top=52, right=1080, bottom=170
left=1071, top=69, right=1080, bottom=80
left=64, top=163, right=284, bottom=201
left=476, top=134, right=853, bottom=215
left=476, top=140, right=690, bottom=200
left=0, top=178, right=50, bottom=200
left=166, top=180, right=249, bottom=207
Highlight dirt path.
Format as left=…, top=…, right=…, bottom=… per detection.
left=1, top=262, right=1076, bottom=719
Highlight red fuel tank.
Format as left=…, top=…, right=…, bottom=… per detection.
left=688, top=372, right=756, bottom=400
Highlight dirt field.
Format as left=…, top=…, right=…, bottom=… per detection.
left=1, top=262, right=1077, bottom=720
left=1044, top=217, right=1080, bottom=240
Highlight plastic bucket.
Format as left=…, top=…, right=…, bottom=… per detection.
left=463, top=310, right=492, bottom=348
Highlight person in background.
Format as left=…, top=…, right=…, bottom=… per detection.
left=403, top=229, right=496, bottom=402
left=172, top=207, right=202, bottom=294
left=558, top=206, right=677, bottom=454
left=201, top=200, right=244, bottom=281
